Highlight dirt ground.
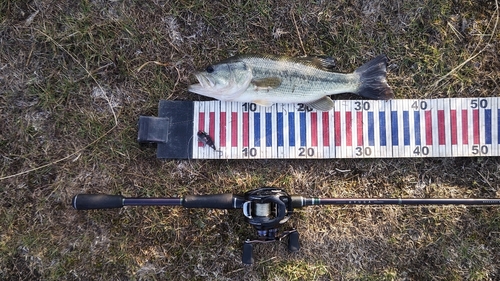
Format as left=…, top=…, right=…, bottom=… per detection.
left=1, top=0, right=500, bottom=280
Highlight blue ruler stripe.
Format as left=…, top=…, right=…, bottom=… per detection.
left=414, top=111, right=421, bottom=146
left=277, top=112, right=284, bottom=147
left=368, top=111, right=374, bottom=146
left=485, top=109, right=491, bottom=144
left=300, top=112, right=306, bottom=147
left=289, top=112, right=295, bottom=147
left=391, top=111, right=398, bottom=146
left=266, top=112, right=272, bottom=147
left=403, top=111, right=410, bottom=146
left=379, top=111, right=386, bottom=146
left=254, top=112, right=260, bottom=146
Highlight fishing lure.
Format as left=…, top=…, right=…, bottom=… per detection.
left=197, top=130, right=216, bottom=151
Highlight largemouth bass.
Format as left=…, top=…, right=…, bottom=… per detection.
left=188, top=54, right=393, bottom=111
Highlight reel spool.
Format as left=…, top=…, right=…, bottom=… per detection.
left=241, top=188, right=300, bottom=264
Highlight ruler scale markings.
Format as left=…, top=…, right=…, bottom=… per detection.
left=198, top=111, right=205, bottom=148
left=460, top=99, right=469, bottom=156
left=281, top=106, right=289, bottom=158
left=382, top=101, right=392, bottom=158
left=317, top=110, right=323, bottom=158
left=435, top=99, right=443, bottom=156
left=356, top=110, right=363, bottom=147
left=220, top=110, right=226, bottom=149
left=441, top=99, right=452, bottom=156
left=375, top=108, right=387, bottom=157
left=277, top=109, right=284, bottom=158
left=304, top=110, right=311, bottom=158
left=300, top=112, right=307, bottom=148
left=193, top=103, right=201, bottom=158
left=322, top=111, right=330, bottom=157
left=334, top=111, right=341, bottom=147
left=403, top=110, right=410, bottom=146
left=485, top=108, right=492, bottom=145
left=368, top=111, right=375, bottom=147
left=230, top=105, right=237, bottom=158
left=311, top=112, right=318, bottom=147
left=493, top=98, right=498, bottom=155
left=391, top=108, right=399, bottom=156
left=462, top=108, right=469, bottom=145
left=172, top=98, right=500, bottom=159
left=398, top=100, right=406, bottom=157
left=450, top=107, right=457, bottom=145
left=450, top=99, right=458, bottom=156
left=231, top=112, right=237, bottom=147
left=467, top=100, right=474, bottom=155
left=425, top=110, right=433, bottom=146
left=243, top=111, right=249, bottom=147
left=254, top=111, right=261, bottom=148
left=438, top=110, right=445, bottom=145
left=473, top=108, right=480, bottom=145
left=431, top=100, right=440, bottom=156
left=414, top=110, right=421, bottom=146
left=346, top=111, right=353, bottom=148
left=371, top=104, right=379, bottom=157
left=289, top=110, right=296, bottom=158
left=236, top=104, right=243, bottom=159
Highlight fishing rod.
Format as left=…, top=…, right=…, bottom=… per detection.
left=72, top=187, right=500, bottom=264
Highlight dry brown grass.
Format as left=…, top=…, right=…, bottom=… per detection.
left=1, top=0, right=500, bottom=280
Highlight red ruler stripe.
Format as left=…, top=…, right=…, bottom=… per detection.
left=198, top=112, right=205, bottom=147
left=473, top=109, right=479, bottom=144
left=243, top=112, right=249, bottom=147
left=462, top=110, right=469, bottom=144
left=335, top=111, right=341, bottom=146
left=346, top=112, right=352, bottom=146
left=231, top=112, right=238, bottom=147
left=219, top=112, right=225, bottom=147
left=425, top=111, right=433, bottom=145
left=311, top=112, right=318, bottom=146
left=450, top=110, right=457, bottom=145
left=357, top=111, right=363, bottom=146
left=322, top=112, right=330, bottom=147
left=438, top=110, right=445, bottom=145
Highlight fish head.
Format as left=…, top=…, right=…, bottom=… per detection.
left=188, top=58, right=253, bottom=100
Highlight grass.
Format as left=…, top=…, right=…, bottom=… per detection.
left=1, top=0, right=500, bottom=280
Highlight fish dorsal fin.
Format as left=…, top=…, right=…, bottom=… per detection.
left=306, top=96, right=334, bottom=111
left=251, top=77, right=282, bottom=90
left=294, top=56, right=336, bottom=71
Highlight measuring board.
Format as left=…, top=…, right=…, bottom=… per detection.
left=137, top=98, right=499, bottom=159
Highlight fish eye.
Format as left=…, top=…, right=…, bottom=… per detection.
left=205, top=65, right=214, bottom=73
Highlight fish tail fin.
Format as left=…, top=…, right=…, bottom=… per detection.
left=354, top=54, right=393, bottom=100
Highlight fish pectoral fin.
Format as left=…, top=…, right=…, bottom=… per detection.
left=251, top=99, right=274, bottom=107
left=306, top=96, right=334, bottom=111
left=251, top=77, right=282, bottom=90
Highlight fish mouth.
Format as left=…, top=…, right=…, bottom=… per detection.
left=188, top=72, right=216, bottom=95
left=194, top=73, right=215, bottom=88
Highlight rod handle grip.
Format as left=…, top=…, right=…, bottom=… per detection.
left=183, top=194, right=236, bottom=209
left=72, top=194, right=125, bottom=210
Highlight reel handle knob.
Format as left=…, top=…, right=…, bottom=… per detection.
left=242, top=242, right=254, bottom=265
left=288, top=231, right=300, bottom=252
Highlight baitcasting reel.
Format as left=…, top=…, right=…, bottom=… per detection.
left=241, top=188, right=299, bottom=264
left=72, top=187, right=500, bottom=264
